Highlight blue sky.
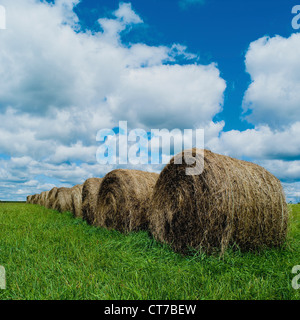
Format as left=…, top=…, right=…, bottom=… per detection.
left=74, top=0, right=297, bottom=132
left=0, top=0, right=300, bottom=202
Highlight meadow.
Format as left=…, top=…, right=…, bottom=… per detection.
left=0, top=202, right=299, bottom=300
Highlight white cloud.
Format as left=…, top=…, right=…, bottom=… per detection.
left=107, top=64, right=225, bottom=129
left=50, top=142, right=98, bottom=164
left=0, top=0, right=226, bottom=200
left=208, top=122, right=300, bottom=161
left=114, top=2, right=143, bottom=25
left=257, top=159, right=300, bottom=182
left=243, top=33, right=300, bottom=128
left=0, top=0, right=224, bottom=125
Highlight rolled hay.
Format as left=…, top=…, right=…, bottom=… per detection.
left=31, top=194, right=40, bottom=205
left=149, top=149, right=288, bottom=254
left=37, top=194, right=42, bottom=206
left=71, top=184, right=83, bottom=218
left=37, top=191, right=49, bottom=207
left=96, top=169, right=159, bottom=232
left=31, top=194, right=36, bottom=204
left=47, top=187, right=58, bottom=209
left=81, top=178, right=103, bottom=225
left=43, top=191, right=50, bottom=207
left=53, top=187, right=73, bottom=213
left=26, top=195, right=32, bottom=203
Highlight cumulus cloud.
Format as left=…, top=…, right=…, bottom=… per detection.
left=107, top=64, right=225, bottom=129
left=256, top=160, right=300, bottom=182
left=243, top=33, right=300, bottom=128
left=0, top=0, right=226, bottom=200
left=208, top=122, right=300, bottom=161
left=113, top=2, right=143, bottom=25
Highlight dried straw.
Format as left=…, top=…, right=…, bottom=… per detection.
left=96, top=169, right=159, bottom=232
left=149, top=149, right=288, bottom=254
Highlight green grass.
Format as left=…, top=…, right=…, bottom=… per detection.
left=0, top=203, right=299, bottom=300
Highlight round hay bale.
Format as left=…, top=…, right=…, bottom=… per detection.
left=34, top=194, right=42, bottom=205
left=36, top=193, right=43, bottom=206
left=27, top=195, right=32, bottom=203
left=82, top=178, right=103, bottom=225
left=149, top=149, right=288, bottom=254
left=43, top=191, right=50, bottom=207
left=37, top=194, right=42, bottom=206
left=96, top=169, right=159, bottom=232
left=71, top=184, right=83, bottom=218
left=38, top=191, right=49, bottom=207
left=53, top=187, right=73, bottom=213
left=31, top=194, right=39, bottom=204
left=47, top=187, right=58, bottom=209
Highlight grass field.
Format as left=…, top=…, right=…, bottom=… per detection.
left=0, top=202, right=299, bottom=300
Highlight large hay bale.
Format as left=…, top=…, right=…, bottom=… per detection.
left=47, top=187, right=58, bottom=209
left=36, top=193, right=43, bottom=206
left=95, top=169, right=159, bottom=232
left=26, top=195, right=32, bottom=204
left=53, top=187, right=73, bottom=213
left=82, top=178, right=103, bottom=225
left=38, top=191, right=49, bottom=207
left=71, top=184, right=83, bottom=218
left=31, top=194, right=36, bottom=204
left=43, top=191, right=50, bottom=207
left=149, top=149, right=288, bottom=254
left=31, top=194, right=40, bottom=205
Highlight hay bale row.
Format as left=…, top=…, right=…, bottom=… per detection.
left=26, top=149, right=288, bottom=254
left=27, top=186, right=83, bottom=218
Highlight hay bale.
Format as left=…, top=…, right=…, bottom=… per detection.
left=31, top=194, right=40, bottom=205
left=71, top=184, right=83, bottom=218
left=149, top=149, right=288, bottom=254
left=31, top=194, right=36, bottom=204
left=95, top=169, right=159, bottom=232
left=47, top=187, right=58, bottom=209
left=26, top=195, right=32, bottom=203
left=37, top=194, right=42, bottom=206
left=43, top=191, right=50, bottom=207
left=53, top=187, right=73, bottom=213
left=36, top=193, right=43, bottom=206
left=82, top=178, right=103, bottom=225
left=37, top=191, right=49, bottom=207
